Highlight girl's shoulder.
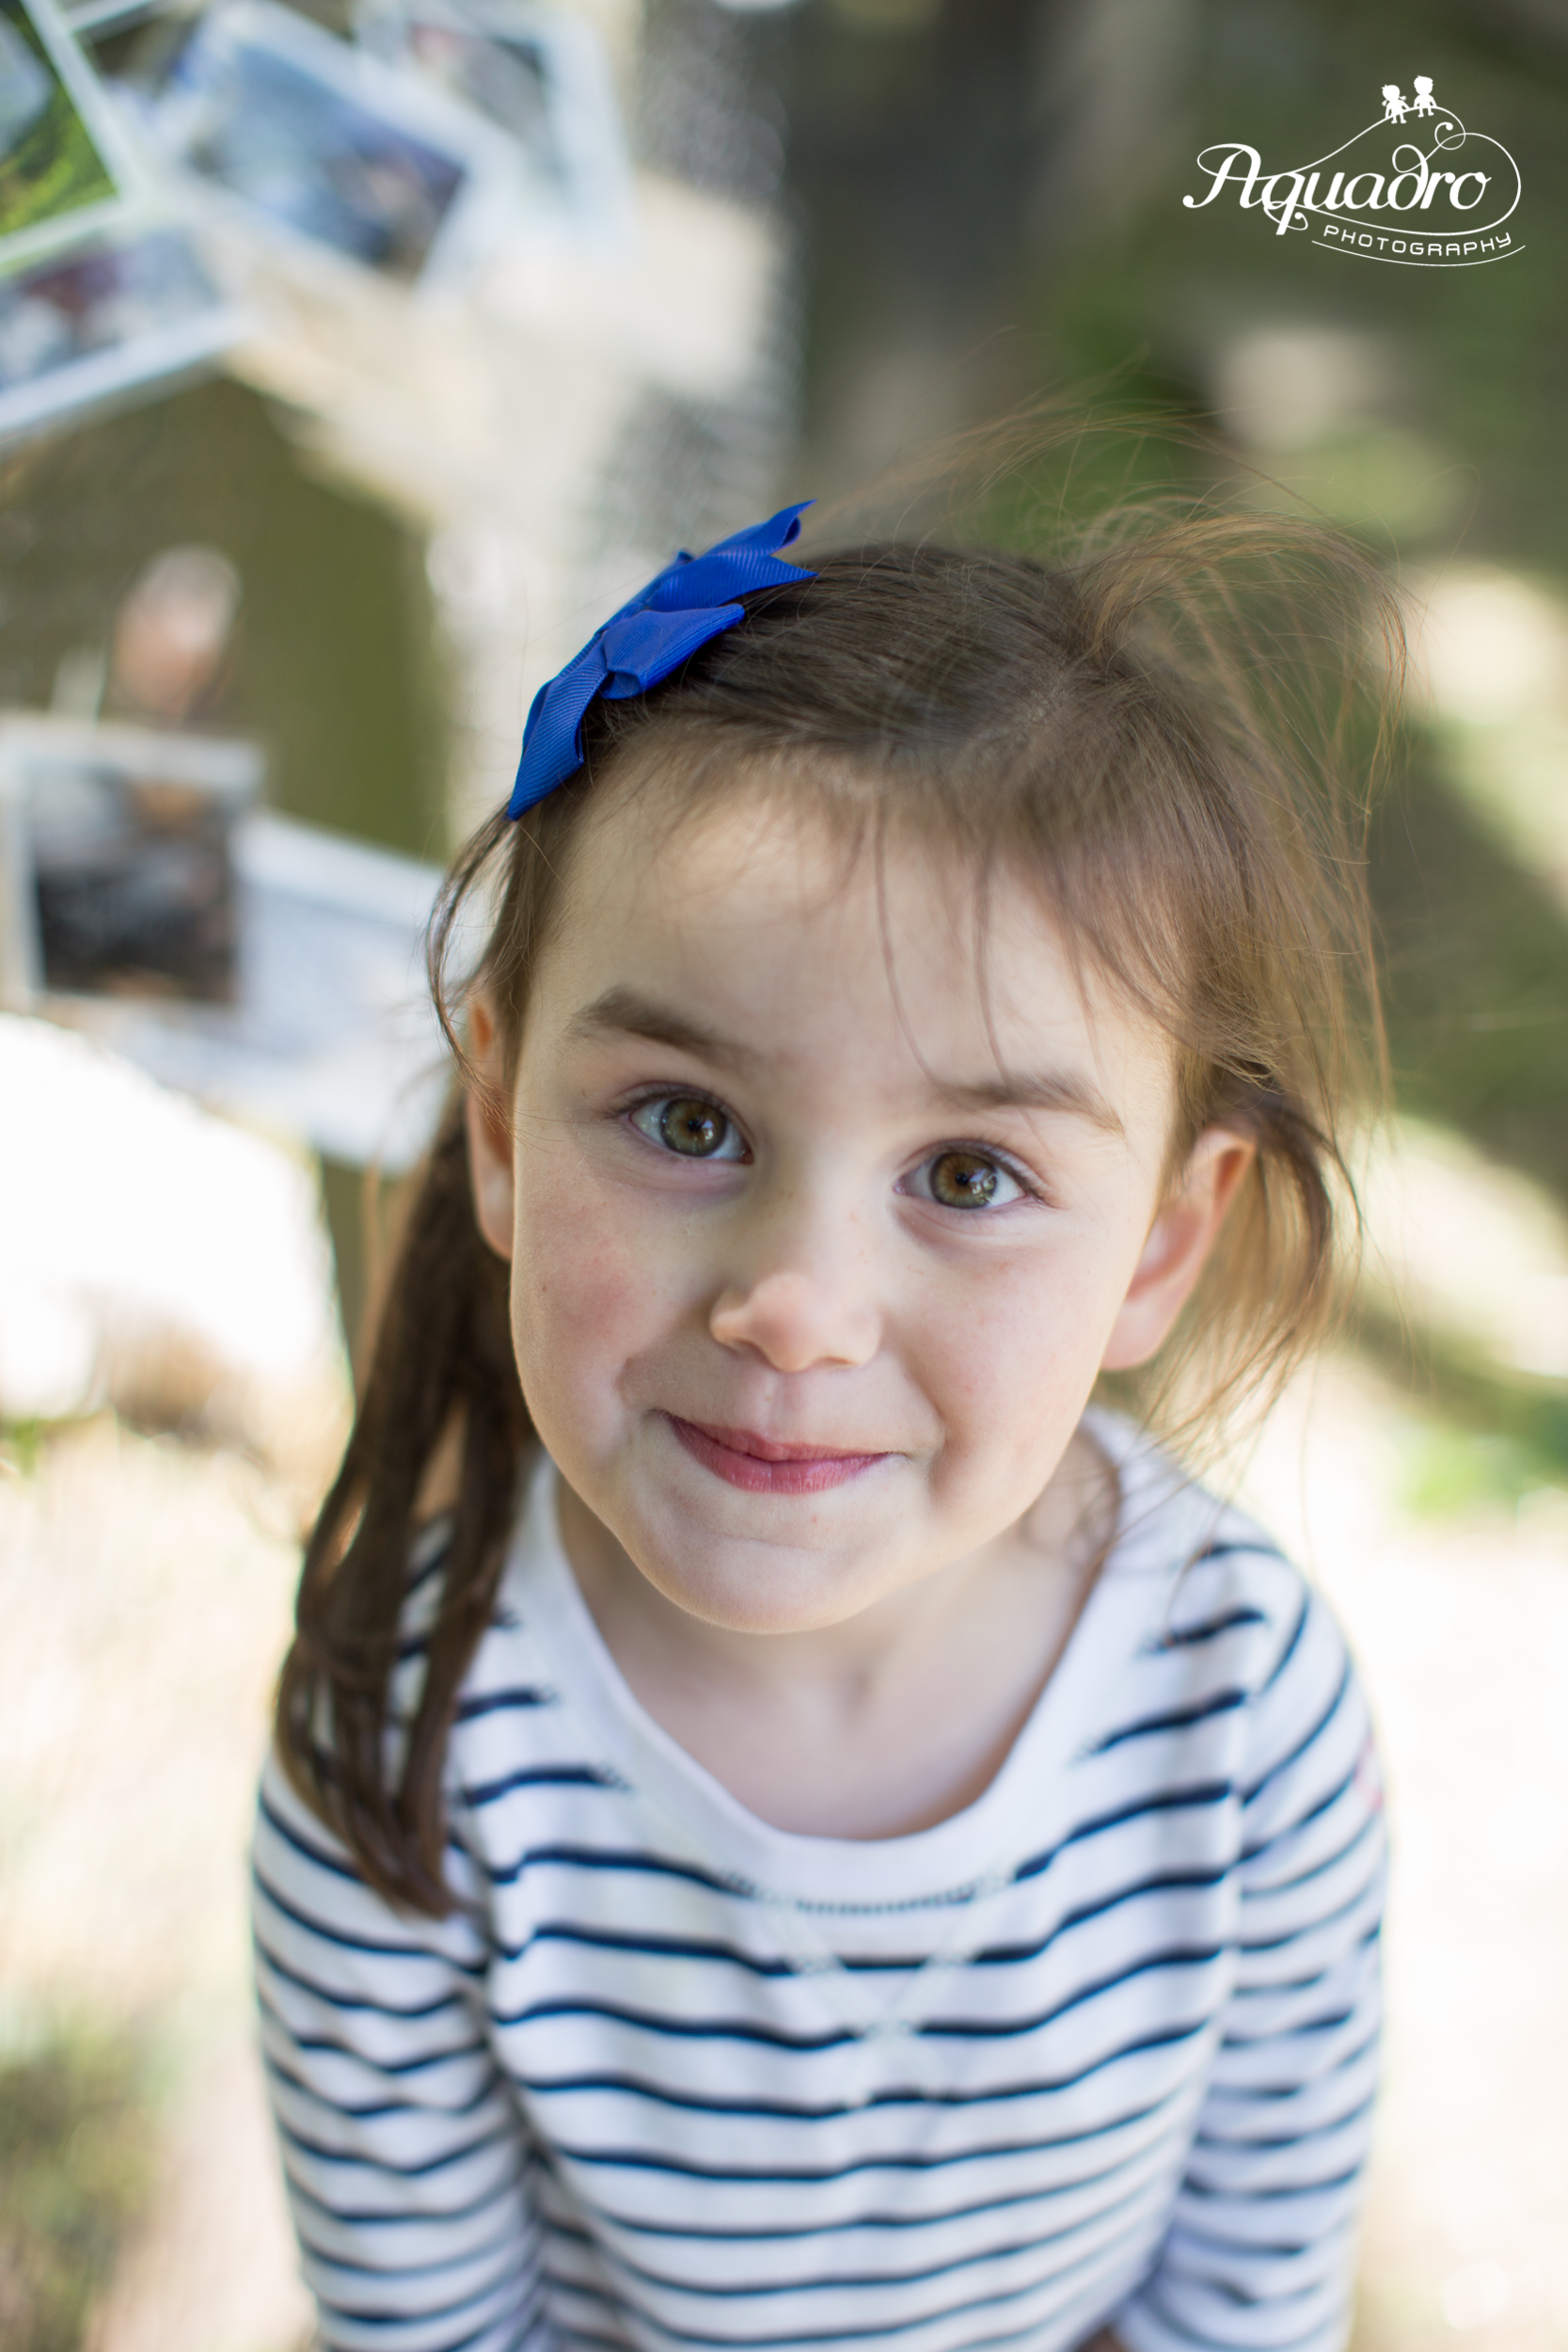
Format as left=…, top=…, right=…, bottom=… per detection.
left=1085, top=1406, right=1360, bottom=1699
left=1071, top=1417, right=1381, bottom=1864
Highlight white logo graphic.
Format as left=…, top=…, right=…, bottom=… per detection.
left=1183, top=78, right=1523, bottom=267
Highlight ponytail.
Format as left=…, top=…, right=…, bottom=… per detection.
left=275, top=1100, right=531, bottom=1915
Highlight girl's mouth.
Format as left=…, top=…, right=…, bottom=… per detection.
left=665, top=1415, right=889, bottom=1495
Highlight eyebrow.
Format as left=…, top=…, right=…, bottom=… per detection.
left=571, top=984, right=1124, bottom=1136
left=570, top=986, right=747, bottom=1067
left=930, top=1071, right=1126, bottom=1136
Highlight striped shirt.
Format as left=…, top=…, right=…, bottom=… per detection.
left=253, top=1414, right=1385, bottom=2352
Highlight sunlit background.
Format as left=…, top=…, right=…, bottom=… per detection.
left=1, top=1, right=1565, bottom=2346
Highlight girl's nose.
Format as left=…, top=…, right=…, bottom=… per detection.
left=708, top=1265, right=880, bottom=1374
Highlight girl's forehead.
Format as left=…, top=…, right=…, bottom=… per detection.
left=546, top=787, right=1175, bottom=1114
left=565, top=787, right=990, bottom=971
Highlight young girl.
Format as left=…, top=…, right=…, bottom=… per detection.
left=258, top=496, right=1389, bottom=2352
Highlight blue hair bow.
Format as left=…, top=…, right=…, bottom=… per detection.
left=507, top=501, right=816, bottom=819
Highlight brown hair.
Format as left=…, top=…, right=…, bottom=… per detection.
left=277, top=501, right=1398, bottom=1914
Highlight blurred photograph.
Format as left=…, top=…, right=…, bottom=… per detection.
left=150, top=0, right=512, bottom=285
left=357, top=0, right=633, bottom=244
left=0, top=227, right=245, bottom=442
left=0, top=0, right=135, bottom=269
left=0, top=715, right=262, bottom=1002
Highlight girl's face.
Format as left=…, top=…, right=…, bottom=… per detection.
left=469, top=788, right=1249, bottom=1635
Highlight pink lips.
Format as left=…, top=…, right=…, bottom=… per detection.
left=666, top=1416, right=888, bottom=1495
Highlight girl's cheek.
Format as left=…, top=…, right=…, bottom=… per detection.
left=925, top=1241, right=1127, bottom=1416
left=512, top=1153, right=683, bottom=1387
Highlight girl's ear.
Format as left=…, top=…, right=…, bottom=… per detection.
left=1100, top=1127, right=1256, bottom=1372
left=464, top=993, right=516, bottom=1263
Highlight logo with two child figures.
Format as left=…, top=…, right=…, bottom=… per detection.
left=1183, top=75, right=1523, bottom=267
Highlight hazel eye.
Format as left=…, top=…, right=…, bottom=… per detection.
left=631, top=1094, right=746, bottom=1161
left=916, top=1149, right=1025, bottom=1212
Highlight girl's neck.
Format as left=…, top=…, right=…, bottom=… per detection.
left=554, top=1426, right=1117, bottom=1840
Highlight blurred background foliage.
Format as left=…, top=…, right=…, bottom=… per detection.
left=0, top=2033, right=151, bottom=2352
left=0, top=382, right=448, bottom=853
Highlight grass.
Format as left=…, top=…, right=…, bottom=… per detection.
left=0, top=2, right=116, bottom=243
left=0, top=1416, right=47, bottom=1478
left=0, top=2031, right=151, bottom=2351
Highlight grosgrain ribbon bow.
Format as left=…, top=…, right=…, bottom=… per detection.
left=507, top=502, right=815, bottom=818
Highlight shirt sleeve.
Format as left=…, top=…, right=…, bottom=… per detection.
left=1115, top=1584, right=1386, bottom=2352
left=252, top=1751, right=548, bottom=2352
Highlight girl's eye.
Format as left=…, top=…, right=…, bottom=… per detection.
left=914, top=1149, right=1025, bottom=1212
left=631, top=1095, right=746, bottom=1162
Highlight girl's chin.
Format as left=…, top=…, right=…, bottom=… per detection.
left=618, top=1486, right=911, bottom=1632
left=639, top=1558, right=890, bottom=1638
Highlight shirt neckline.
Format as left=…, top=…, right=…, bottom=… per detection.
left=503, top=1412, right=1221, bottom=1913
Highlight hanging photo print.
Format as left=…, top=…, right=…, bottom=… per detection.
left=0, top=226, right=245, bottom=442
left=0, top=0, right=141, bottom=272
left=0, top=714, right=263, bottom=1006
left=356, top=0, right=634, bottom=247
left=148, top=0, right=517, bottom=288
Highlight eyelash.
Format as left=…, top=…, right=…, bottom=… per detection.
left=624, top=1091, right=1043, bottom=1213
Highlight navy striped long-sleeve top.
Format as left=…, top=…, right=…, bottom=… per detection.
left=253, top=1415, right=1385, bottom=2352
